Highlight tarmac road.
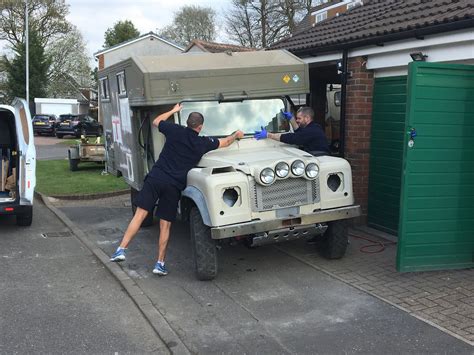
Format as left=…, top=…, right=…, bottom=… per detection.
left=35, top=135, right=73, bottom=160
left=0, top=198, right=169, bottom=354
left=57, top=197, right=474, bottom=354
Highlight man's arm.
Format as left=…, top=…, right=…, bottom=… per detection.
left=152, top=103, right=182, bottom=127
left=218, top=130, right=244, bottom=148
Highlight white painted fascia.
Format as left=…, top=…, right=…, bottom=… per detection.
left=299, top=28, right=473, bottom=74
left=302, top=52, right=342, bottom=64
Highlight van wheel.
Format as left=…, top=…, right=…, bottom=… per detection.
left=131, top=187, right=153, bottom=227
left=69, top=157, right=79, bottom=171
left=319, top=220, right=348, bottom=259
left=190, top=207, right=217, bottom=281
left=17, top=207, right=33, bottom=226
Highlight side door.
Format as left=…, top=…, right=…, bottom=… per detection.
left=12, top=98, right=36, bottom=204
left=396, top=62, right=474, bottom=272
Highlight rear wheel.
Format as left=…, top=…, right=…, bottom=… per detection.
left=17, top=206, right=33, bottom=226
left=131, top=187, right=154, bottom=227
left=69, top=157, right=79, bottom=171
left=56, top=133, right=63, bottom=139
left=190, top=207, right=217, bottom=281
left=319, top=220, right=349, bottom=259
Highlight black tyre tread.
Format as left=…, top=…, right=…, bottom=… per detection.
left=17, top=207, right=33, bottom=226
left=190, top=207, right=217, bottom=281
left=320, top=220, right=348, bottom=259
left=69, top=158, right=79, bottom=171
left=131, top=188, right=153, bottom=227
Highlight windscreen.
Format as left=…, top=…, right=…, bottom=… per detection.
left=180, top=99, right=290, bottom=137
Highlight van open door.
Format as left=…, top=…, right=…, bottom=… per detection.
left=12, top=98, right=36, bottom=205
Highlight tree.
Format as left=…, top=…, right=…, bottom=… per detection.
left=103, top=20, right=140, bottom=48
left=47, top=26, right=93, bottom=97
left=0, top=0, right=92, bottom=101
left=157, top=5, right=216, bottom=47
left=0, top=0, right=71, bottom=49
left=225, top=0, right=309, bottom=48
left=3, top=28, right=50, bottom=102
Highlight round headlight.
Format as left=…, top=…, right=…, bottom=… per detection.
left=260, top=167, right=275, bottom=185
left=275, top=162, right=289, bottom=178
left=291, top=160, right=305, bottom=176
left=305, top=163, right=319, bottom=178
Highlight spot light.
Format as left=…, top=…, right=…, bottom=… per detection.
left=410, top=52, right=428, bottom=62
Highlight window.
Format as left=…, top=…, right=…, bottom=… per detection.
left=180, top=98, right=287, bottom=137
left=347, top=0, right=363, bottom=10
left=100, top=77, right=109, bottom=100
left=116, top=71, right=126, bottom=96
left=315, top=11, right=327, bottom=23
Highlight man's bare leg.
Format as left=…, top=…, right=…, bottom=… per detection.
left=157, top=219, right=172, bottom=262
left=119, top=207, right=149, bottom=248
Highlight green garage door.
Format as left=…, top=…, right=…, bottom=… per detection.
left=368, top=76, right=407, bottom=235
left=397, top=62, right=474, bottom=272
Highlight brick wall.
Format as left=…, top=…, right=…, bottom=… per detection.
left=98, top=54, right=104, bottom=71
left=345, top=56, right=374, bottom=223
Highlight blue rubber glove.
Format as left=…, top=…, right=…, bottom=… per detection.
left=254, top=126, right=268, bottom=140
left=282, top=111, right=293, bottom=120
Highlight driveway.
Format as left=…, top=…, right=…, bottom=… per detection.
left=50, top=195, right=474, bottom=354
left=35, top=135, right=70, bottom=160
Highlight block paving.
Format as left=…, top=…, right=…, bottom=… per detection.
left=279, top=227, right=474, bottom=346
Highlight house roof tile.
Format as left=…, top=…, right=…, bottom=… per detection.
left=271, top=0, right=474, bottom=55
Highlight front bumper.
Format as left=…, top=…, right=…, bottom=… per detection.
left=211, top=205, right=361, bottom=239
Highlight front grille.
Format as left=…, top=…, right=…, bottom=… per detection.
left=250, top=177, right=320, bottom=212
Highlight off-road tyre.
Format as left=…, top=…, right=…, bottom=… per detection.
left=190, top=207, right=217, bottom=281
left=319, top=220, right=348, bottom=259
left=131, top=187, right=154, bottom=227
left=17, top=206, right=33, bottom=226
left=69, top=157, right=79, bottom=171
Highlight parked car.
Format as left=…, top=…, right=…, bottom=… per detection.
left=56, top=114, right=103, bottom=139
left=32, top=114, right=59, bottom=136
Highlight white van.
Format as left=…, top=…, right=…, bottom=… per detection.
left=0, top=98, right=36, bottom=226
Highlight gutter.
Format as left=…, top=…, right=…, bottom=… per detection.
left=339, top=49, right=348, bottom=158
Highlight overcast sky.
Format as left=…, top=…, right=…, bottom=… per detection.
left=66, top=0, right=231, bottom=62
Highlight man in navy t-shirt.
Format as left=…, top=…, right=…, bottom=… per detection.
left=254, top=106, right=329, bottom=154
left=110, top=103, right=244, bottom=276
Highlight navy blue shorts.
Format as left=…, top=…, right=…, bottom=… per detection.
left=133, top=176, right=181, bottom=222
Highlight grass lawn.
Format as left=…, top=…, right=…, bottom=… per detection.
left=36, top=159, right=128, bottom=196
left=57, top=138, right=82, bottom=145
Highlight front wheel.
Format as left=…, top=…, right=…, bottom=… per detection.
left=131, top=187, right=154, bottom=227
left=190, top=207, right=217, bottom=281
left=319, top=220, right=349, bottom=259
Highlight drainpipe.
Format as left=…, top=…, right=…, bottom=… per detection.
left=339, top=48, right=348, bottom=158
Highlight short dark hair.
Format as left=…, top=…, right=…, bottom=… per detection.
left=297, top=106, right=314, bottom=121
left=186, top=112, right=204, bottom=129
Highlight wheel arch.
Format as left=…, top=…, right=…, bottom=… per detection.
left=181, top=186, right=212, bottom=226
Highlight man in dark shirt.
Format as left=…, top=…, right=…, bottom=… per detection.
left=110, top=103, right=244, bottom=276
left=254, top=106, right=329, bottom=154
